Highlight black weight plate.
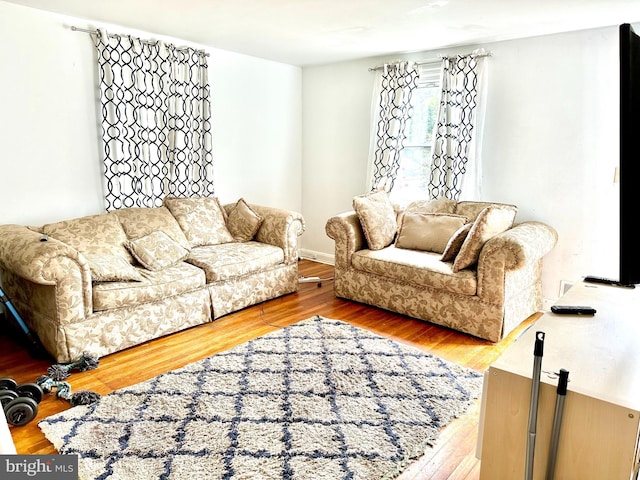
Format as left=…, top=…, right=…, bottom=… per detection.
left=17, top=382, right=43, bottom=403
left=4, top=397, right=38, bottom=426
left=0, top=378, right=17, bottom=392
left=0, top=390, right=18, bottom=407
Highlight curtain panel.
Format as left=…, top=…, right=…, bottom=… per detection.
left=428, top=54, right=486, bottom=201
left=93, top=30, right=214, bottom=210
left=367, top=62, right=419, bottom=193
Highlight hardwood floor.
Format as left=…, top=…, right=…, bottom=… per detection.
left=0, top=259, right=539, bottom=478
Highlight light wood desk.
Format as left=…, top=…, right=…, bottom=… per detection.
left=478, top=281, right=640, bottom=479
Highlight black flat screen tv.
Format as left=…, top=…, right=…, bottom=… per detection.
left=619, top=23, right=640, bottom=287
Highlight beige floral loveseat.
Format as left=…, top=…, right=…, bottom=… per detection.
left=0, top=197, right=304, bottom=362
left=325, top=192, right=558, bottom=342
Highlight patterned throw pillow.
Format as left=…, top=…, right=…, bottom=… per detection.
left=85, top=254, right=144, bottom=282
left=164, top=196, right=234, bottom=247
left=226, top=198, right=263, bottom=242
left=115, top=206, right=191, bottom=250
left=452, top=206, right=518, bottom=272
left=395, top=213, right=467, bottom=253
left=126, top=231, right=190, bottom=271
left=440, top=223, right=472, bottom=262
left=353, top=191, right=397, bottom=251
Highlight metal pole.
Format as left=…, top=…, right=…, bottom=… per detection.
left=546, top=369, right=570, bottom=480
left=0, top=286, right=46, bottom=358
left=525, top=331, right=545, bottom=480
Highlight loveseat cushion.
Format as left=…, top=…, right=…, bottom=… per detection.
left=453, top=206, right=517, bottom=272
left=351, top=247, right=477, bottom=295
left=353, top=191, right=397, bottom=250
left=395, top=213, right=467, bottom=253
left=92, top=262, right=206, bottom=312
left=405, top=198, right=457, bottom=214
left=114, top=206, right=191, bottom=250
left=454, top=201, right=517, bottom=223
left=186, top=242, right=285, bottom=282
left=164, top=196, right=234, bottom=247
left=441, top=223, right=472, bottom=262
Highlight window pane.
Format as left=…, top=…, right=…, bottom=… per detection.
left=390, top=81, right=441, bottom=206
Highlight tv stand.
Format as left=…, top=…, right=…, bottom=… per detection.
left=583, top=275, right=636, bottom=289
left=478, top=281, right=640, bottom=479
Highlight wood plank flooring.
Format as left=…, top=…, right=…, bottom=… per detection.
left=0, top=259, right=538, bottom=478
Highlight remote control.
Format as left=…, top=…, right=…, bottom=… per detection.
left=551, top=305, right=596, bottom=315
left=583, top=275, right=618, bottom=285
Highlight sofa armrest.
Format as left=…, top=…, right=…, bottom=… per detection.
left=325, top=211, right=367, bottom=268
left=249, top=205, right=305, bottom=264
left=477, top=221, right=558, bottom=302
left=0, top=224, right=93, bottom=321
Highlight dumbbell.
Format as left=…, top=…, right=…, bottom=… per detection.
left=0, top=377, right=43, bottom=426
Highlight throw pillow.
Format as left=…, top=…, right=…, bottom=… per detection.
left=226, top=198, right=263, bottom=242
left=395, top=213, right=467, bottom=253
left=85, top=254, right=144, bottom=282
left=441, top=223, right=472, bottom=262
left=126, top=231, right=190, bottom=271
left=452, top=206, right=518, bottom=272
left=114, top=206, right=191, bottom=251
left=164, top=196, right=234, bottom=247
left=353, top=191, right=397, bottom=250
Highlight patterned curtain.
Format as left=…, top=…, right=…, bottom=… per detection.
left=428, top=54, right=485, bottom=200
left=93, top=30, right=214, bottom=210
left=367, top=62, right=419, bottom=192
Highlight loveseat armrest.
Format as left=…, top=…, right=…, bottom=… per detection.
left=325, top=211, right=367, bottom=268
left=481, top=221, right=558, bottom=269
left=477, top=221, right=558, bottom=302
left=0, top=224, right=93, bottom=321
left=250, top=205, right=305, bottom=264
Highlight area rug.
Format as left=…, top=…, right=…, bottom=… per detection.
left=39, top=316, right=483, bottom=480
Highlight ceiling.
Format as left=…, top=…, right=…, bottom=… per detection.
left=5, top=0, right=640, bottom=66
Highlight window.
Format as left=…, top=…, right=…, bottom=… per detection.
left=389, top=64, right=441, bottom=206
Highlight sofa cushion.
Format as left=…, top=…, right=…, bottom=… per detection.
left=351, top=247, right=477, bottom=295
left=114, top=206, right=191, bottom=250
left=86, top=254, right=144, bottom=282
left=454, top=201, right=518, bottom=223
left=43, top=212, right=132, bottom=263
left=353, top=191, right=397, bottom=250
left=441, top=223, right=472, bottom=262
left=453, top=206, right=518, bottom=272
left=92, top=262, right=206, bottom=312
left=226, top=198, right=263, bottom=242
left=395, top=213, right=467, bottom=253
left=164, top=196, right=234, bottom=247
left=126, top=231, right=190, bottom=271
left=405, top=198, right=457, bottom=214
left=186, top=242, right=285, bottom=283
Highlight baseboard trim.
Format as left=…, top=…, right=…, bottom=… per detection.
left=299, top=249, right=334, bottom=265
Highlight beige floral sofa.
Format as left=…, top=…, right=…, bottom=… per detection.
left=325, top=192, right=558, bottom=342
left=0, top=197, right=304, bottom=362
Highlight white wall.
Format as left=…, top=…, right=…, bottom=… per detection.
left=301, top=26, right=626, bottom=302
left=0, top=1, right=301, bottom=226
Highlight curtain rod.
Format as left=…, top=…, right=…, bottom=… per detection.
left=368, top=51, right=491, bottom=72
left=70, top=26, right=210, bottom=57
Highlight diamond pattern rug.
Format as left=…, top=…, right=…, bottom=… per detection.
left=39, top=316, right=483, bottom=480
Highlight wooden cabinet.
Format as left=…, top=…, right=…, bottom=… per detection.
left=478, top=282, right=640, bottom=479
